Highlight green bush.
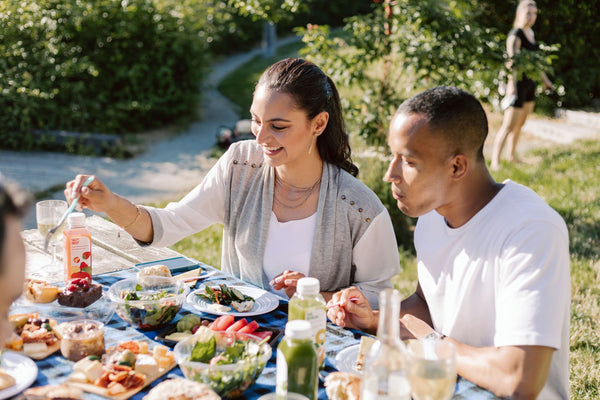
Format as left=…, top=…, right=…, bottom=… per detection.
left=0, top=0, right=211, bottom=149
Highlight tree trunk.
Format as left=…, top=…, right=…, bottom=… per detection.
left=262, top=21, right=277, bottom=57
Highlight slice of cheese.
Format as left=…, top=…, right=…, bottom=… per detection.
left=73, top=357, right=104, bottom=383
left=23, top=341, right=48, bottom=355
left=135, top=354, right=158, bottom=376
left=355, top=335, right=376, bottom=371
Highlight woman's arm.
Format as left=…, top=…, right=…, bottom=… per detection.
left=506, top=33, right=522, bottom=93
left=351, top=211, right=401, bottom=308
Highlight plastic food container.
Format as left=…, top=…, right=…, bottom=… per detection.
left=107, top=277, right=189, bottom=330
left=60, top=319, right=105, bottom=361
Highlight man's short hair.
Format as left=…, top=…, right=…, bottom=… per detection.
left=0, top=177, right=31, bottom=275
left=394, top=86, right=489, bottom=160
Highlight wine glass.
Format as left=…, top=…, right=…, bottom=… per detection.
left=407, top=338, right=457, bottom=400
left=36, top=200, right=68, bottom=268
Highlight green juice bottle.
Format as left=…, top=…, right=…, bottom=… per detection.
left=288, top=277, right=326, bottom=368
left=276, top=320, right=319, bottom=400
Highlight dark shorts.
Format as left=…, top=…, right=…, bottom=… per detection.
left=514, top=78, right=536, bottom=108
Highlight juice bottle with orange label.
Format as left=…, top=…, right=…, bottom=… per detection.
left=63, top=212, right=92, bottom=282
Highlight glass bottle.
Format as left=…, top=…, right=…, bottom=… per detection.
left=360, top=288, right=411, bottom=400
left=276, top=320, right=319, bottom=400
left=288, top=277, right=327, bottom=367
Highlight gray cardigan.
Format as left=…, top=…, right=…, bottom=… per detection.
left=145, top=141, right=399, bottom=306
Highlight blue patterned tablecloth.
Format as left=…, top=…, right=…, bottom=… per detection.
left=10, top=262, right=498, bottom=400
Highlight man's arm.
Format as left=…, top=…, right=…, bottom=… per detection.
left=400, top=310, right=554, bottom=399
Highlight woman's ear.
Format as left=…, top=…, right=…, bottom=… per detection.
left=312, top=111, right=329, bottom=136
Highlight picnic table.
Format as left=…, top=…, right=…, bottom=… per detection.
left=15, top=215, right=499, bottom=400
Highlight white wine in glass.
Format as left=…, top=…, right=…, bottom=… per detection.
left=36, top=200, right=68, bottom=266
left=407, top=339, right=456, bottom=400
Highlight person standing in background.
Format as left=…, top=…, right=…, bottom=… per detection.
left=490, top=0, right=554, bottom=171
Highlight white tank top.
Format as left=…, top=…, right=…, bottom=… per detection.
left=263, top=211, right=317, bottom=296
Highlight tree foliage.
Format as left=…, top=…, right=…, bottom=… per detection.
left=299, top=0, right=509, bottom=146
left=0, top=0, right=214, bottom=150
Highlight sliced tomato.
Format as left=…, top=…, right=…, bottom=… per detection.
left=252, top=330, right=273, bottom=341
left=209, top=315, right=235, bottom=331
left=226, top=318, right=248, bottom=332
left=237, top=320, right=259, bottom=334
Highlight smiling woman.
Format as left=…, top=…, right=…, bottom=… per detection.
left=64, top=58, right=401, bottom=308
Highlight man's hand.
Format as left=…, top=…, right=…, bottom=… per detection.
left=326, top=287, right=378, bottom=333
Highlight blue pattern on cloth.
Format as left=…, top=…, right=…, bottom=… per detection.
left=11, top=262, right=498, bottom=399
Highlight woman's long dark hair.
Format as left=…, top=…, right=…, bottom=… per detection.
left=256, top=58, right=359, bottom=177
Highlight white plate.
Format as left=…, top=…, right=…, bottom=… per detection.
left=0, top=351, right=38, bottom=399
left=335, top=344, right=361, bottom=375
left=186, top=281, right=279, bottom=317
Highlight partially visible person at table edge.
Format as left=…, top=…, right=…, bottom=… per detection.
left=328, top=86, right=570, bottom=399
left=0, top=177, right=31, bottom=349
left=490, top=0, right=554, bottom=171
left=64, top=58, right=400, bottom=307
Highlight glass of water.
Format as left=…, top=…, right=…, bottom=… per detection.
left=36, top=200, right=68, bottom=267
left=407, top=338, right=457, bottom=400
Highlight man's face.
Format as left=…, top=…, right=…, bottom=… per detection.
left=383, top=113, right=455, bottom=218
left=0, top=216, right=26, bottom=349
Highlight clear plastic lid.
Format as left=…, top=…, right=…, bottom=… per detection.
left=296, top=277, right=320, bottom=296
left=285, top=320, right=312, bottom=340
left=67, top=212, right=86, bottom=228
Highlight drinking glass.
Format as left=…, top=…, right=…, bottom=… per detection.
left=36, top=200, right=68, bottom=267
left=407, top=338, right=457, bottom=400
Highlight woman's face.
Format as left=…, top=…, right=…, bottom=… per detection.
left=250, top=85, right=326, bottom=170
left=0, top=216, right=26, bottom=349
left=518, top=4, right=538, bottom=28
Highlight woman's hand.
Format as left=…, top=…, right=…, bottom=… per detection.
left=326, top=287, right=378, bottom=333
left=64, top=174, right=117, bottom=213
left=270, top=270, right=306, bottom=298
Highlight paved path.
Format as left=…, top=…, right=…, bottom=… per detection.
left=1, top=36, right=299, bottom=229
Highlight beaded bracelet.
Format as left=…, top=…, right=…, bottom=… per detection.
left=123, top=205, right=141, bottom=230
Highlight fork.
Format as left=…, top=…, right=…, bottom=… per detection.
left=43, top=176, right=95, bottom=252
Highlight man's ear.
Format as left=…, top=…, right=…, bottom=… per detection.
left=451, top=154, right=468, bottom=180
left=313, top=111, right=329, bottom=136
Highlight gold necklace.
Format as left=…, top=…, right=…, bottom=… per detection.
left=274, top=173, right=321, bottom=209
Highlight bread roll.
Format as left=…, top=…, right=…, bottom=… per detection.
left=325, top=371, right=361, bottom=400
left=23, top=279, right=59, bottom=303
left=18, top=384, right=83, bottom=400
left=0, top=369, right=16, bottom=390
left=142, top=378, right=220, bottom=400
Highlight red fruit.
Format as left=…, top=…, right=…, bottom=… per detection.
left=80, top=261, right=88, bottom=269
left=73, top=257, right=80, bottom=263
left=237, top=320, right=259, bottom=334
left=252, top=331, right=273, bottom=341
left=210, top=315, right=235, bottom=331
left=226, top=318, right=248, bottom=332
left=82, top=251, right=91, bottom=260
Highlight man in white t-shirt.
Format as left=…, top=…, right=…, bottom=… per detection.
left=327, top=86, right=570, bottom=399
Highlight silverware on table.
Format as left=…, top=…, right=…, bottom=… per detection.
left=43, top=176, right=95, bottom=252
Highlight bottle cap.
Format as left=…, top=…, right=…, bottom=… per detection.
left=285, top=320, right=312, bottom=340
left=67, top=212, right=86, bottom=228
left=296, top=277, right=320, bottom=295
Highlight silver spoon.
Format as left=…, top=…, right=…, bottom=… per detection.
left=43, top=176, right=95, bottom=252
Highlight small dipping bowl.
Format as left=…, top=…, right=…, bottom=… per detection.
left=60, top=319, right=105, bottom=361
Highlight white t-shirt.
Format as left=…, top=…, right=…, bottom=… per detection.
left=263, top=212, right=316, bottom=297
left=415, top=180, right=570, bottom=399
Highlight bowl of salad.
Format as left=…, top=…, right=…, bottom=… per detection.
left=107, top=276, right=189, bottom=330
left=174, top=327, right=272, bottom=399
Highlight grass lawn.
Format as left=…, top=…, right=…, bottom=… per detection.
left=165, top=46, right=599, bottom=399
